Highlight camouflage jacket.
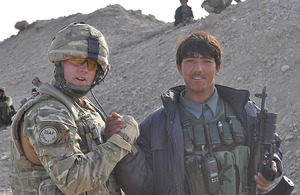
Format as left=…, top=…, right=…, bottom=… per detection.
left=0, top=95, right=16, bottom=125
left=0, top=95, right=13, bottom=108
left=206, top=0, right=231, bottom=8
left=10, top=83, right=135, bottom=195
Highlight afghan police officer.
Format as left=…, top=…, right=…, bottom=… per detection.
left=115, top=31, right=282, bottom=195
left=10, top=22, right=139, bottom=195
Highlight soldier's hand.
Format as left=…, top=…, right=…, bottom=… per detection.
left=104, top=112, right=125, bottom=139
left=254, top=161, right=277, bottom=194
left=106, top=115, right=139, bottom=154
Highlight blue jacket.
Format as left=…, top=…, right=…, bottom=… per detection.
left=115, top=85, right=282, bottom=195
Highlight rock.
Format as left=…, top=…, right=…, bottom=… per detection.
left=266, top=28, right=279, bottom=42
left=285, top=134, right=294, bottom=141
left=14, top=20, right=29, bottom=31
left=281, top=65, right=290, bottom=72
left=237, top=76, right=244, bottom=82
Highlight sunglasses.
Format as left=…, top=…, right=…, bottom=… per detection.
left=66, top=58, right=99, bottom=71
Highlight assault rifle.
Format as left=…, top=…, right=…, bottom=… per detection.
left=249, top=86, right=294, bottom=195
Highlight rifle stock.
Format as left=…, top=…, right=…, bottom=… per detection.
left=249, top=86, right=294, bottom=195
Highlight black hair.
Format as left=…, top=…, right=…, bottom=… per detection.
left=176, top=31, right=222, bottom=68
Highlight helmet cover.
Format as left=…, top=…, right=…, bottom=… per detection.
left=48, top=22, right=110, bottom=73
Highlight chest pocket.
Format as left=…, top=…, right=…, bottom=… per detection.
left=75, top=105, right=105, bottom=153
left=185, top=145, right=250, bottom=195
left=180, top=99, right=246, bottom=152
left=180, top=99, right=249, bottom=194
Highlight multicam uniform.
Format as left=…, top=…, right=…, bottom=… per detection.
left=201, top=0, right=232, bottom=14
left=10, top=22, right=139, bottom=195
left=10, top=82, right=137, bottom=194
left=0, top=95, right=15, bottom=126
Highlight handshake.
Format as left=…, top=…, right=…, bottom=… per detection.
left=104, top=112, right=139, bottom=153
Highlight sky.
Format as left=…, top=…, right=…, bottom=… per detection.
left=0, top=0, right=208, bottom=42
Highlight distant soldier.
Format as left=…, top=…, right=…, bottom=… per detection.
left=174, top=0, right=194, bottom=27
left=10, top=22, right=139, bottom=194
left=202, top=0, right=241, bottom=14
left=0, top=86, right=15, bottom=130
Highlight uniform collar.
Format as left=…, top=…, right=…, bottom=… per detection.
left=179, top=88, right=219, bottom=119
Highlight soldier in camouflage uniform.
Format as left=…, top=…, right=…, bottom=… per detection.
left=10, top=22, right=139, bottom=195
left=0, top=86, right=16, bottom=130
left=115, top=31, right=283, bottom=195
left=201, top=0, right=241, bottom=14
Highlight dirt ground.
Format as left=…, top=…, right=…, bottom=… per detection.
left=0, top=0, right=299, bottom=194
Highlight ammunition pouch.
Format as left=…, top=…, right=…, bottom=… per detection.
left=180, top=99, right=250, bottom=194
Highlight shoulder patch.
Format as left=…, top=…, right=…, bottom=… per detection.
left=57, top=129, right=70, bottom=143
left=39, top=127, right=59, bottom=145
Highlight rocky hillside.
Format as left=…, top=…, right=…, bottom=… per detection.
left=0, top=0, right=299, bottom=194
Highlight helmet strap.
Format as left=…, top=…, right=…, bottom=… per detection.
left=91, top=65, right=107, bottom=87
left=54, top=62, right=92, bottom=97
left=65, top=83, right=91, bottom=97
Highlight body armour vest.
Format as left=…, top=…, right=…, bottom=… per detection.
left=10, top=83, right=120, bottom=195
left=179, top=98, right=250, bottom=195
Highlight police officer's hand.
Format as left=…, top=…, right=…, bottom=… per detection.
left=104, top=112, right=125, bottom=139
left=254, top=160, right=277, bottom=194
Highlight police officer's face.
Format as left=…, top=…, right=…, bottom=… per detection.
left=177, top=54, right=220, bottom=103
left=62, top=60, right=96, bottom=86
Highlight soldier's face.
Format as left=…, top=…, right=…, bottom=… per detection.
left=62, top=60, right=96, bottom=86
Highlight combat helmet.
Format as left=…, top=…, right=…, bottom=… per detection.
left=47, top=22, right=110, bottom=97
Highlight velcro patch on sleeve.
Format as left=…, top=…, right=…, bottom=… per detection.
left=38, top=126, right=59, bottom=145
left=57, top=129, right=70, bottom=143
